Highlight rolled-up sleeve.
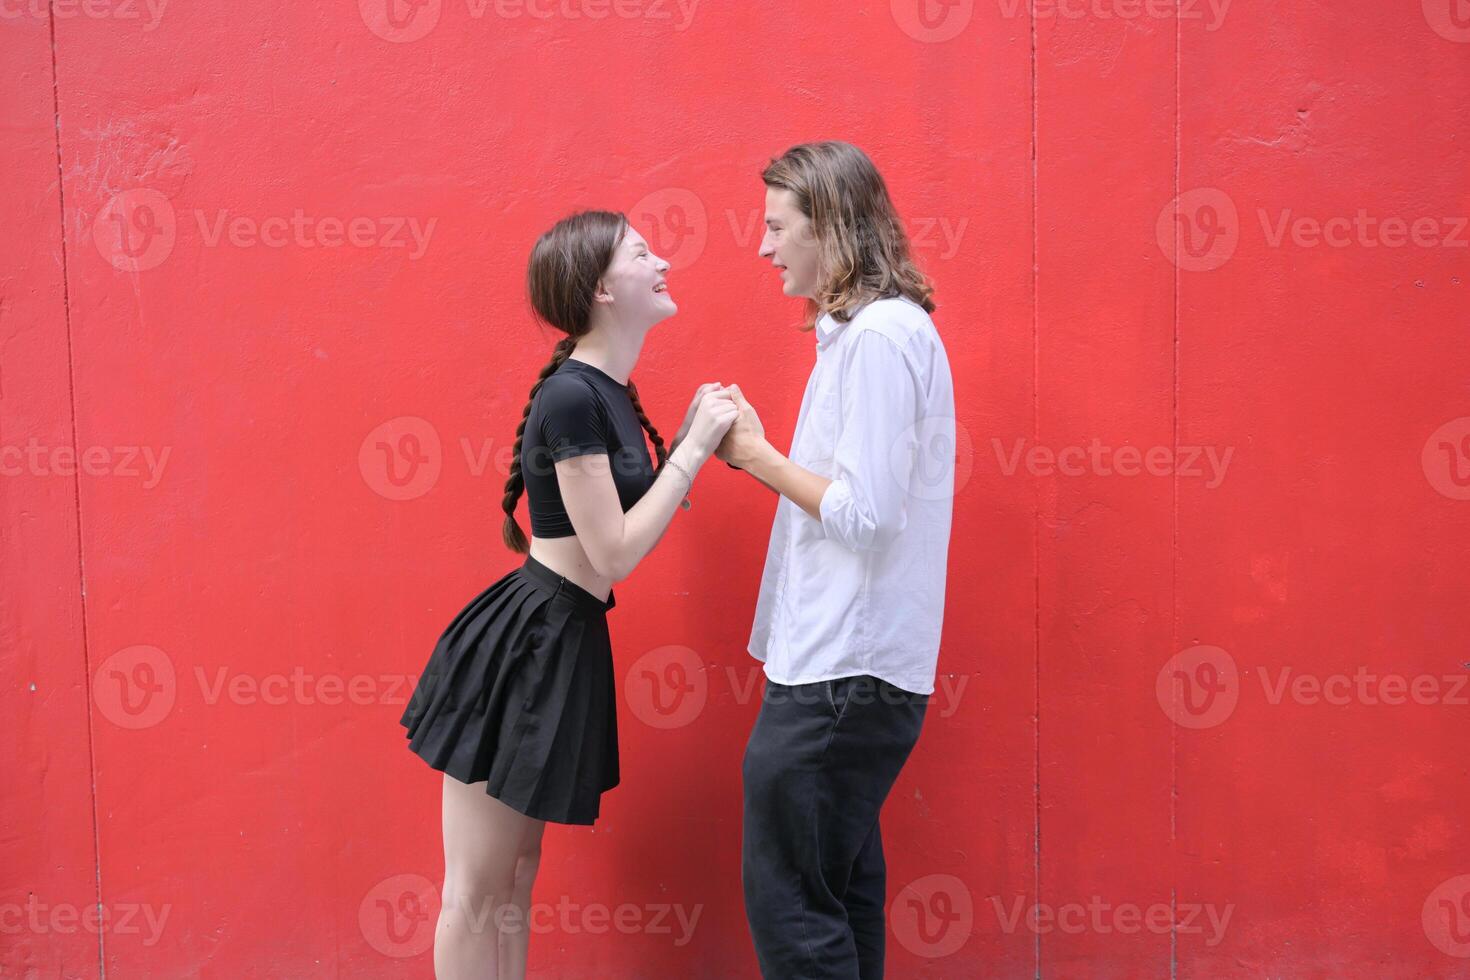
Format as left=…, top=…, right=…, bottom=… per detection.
left=818, top=329, right=920, bottom=552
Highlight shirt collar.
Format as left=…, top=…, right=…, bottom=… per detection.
left=814, top=311, right=849, bottom=351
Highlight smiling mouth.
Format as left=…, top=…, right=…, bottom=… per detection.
left=653, top=281, right=669, bottom=294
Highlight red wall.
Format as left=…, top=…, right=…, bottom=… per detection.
left=4, top=1, right=1469, bottom=976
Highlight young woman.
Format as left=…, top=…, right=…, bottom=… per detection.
left=400, top=209, right=737, bottom=979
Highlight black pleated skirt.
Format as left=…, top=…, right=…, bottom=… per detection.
left=400, top=555, right=619, bottom=825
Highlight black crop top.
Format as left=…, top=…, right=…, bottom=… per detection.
left=520, top=357, right=658, bottom=538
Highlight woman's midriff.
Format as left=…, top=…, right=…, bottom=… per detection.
left=527, top=535, right=615, bottom=602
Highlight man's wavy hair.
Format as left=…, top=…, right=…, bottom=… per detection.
left=760, top=141, right=936, bottom=329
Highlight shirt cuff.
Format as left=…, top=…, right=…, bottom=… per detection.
left=818, top=478, right=861, bottom=550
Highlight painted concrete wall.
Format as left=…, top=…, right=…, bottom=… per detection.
left=4, top=0, right=1468, bottom=976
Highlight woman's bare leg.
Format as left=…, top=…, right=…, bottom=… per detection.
left=436, top=774, right=538, bottom=979
left=497, top=816, right=546, bottom=980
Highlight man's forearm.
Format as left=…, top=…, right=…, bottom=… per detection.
left=743, top=441, right=831, bottom=522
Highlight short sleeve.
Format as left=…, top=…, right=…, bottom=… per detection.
left=537, top=375, right=609, bottom=461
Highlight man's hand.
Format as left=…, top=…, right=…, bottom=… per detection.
left=716, top=384, right=767, bottom=469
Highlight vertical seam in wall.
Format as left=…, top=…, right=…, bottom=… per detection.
left=45, top=7, right=105, bottom=978
left=1029, top=4, right=1042, bottom=978
left=1170, top=6, right=1182, bottom=980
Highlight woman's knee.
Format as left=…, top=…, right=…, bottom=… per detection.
left=513, top=843, right=542, bottom=887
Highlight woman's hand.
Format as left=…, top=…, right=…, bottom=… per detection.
left=673, top=382, right=726, bottom=452
left=683, top=387, right=739, bottom=460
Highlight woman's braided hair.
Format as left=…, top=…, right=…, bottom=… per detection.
left=501, top=210, right=667, bottom=553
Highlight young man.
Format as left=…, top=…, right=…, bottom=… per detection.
left=716, top=141, right=957, bottom=979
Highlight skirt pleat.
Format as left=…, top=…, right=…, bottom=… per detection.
left=401, top=556, right=619, bottom=825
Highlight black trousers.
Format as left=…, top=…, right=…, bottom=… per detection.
left=741, top=674, right=928, bottom=979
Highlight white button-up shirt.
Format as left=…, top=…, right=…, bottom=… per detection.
left=747, top=296, right=956, bottom=695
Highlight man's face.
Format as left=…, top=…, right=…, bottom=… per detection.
left=758, top=187, right=821, bottom=300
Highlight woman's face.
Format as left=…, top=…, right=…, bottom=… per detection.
left=596, top=225, right=676, bottom=325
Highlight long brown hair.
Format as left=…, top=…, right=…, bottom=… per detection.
left=760, top=141, right=936, bottom=329
left=501, top=210, right=667, bottom=553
